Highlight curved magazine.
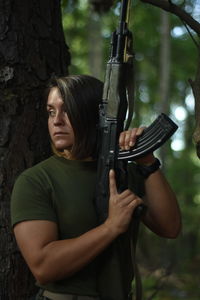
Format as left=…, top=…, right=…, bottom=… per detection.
left=118, top=113, right=178, bottom=160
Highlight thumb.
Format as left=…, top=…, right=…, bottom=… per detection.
left=109, top=169, right=117, bottom=196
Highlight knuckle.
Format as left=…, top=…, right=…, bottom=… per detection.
left=126, top=189, right=134, bottom=196
left=135, top=197, right=143, bottom=205
left=131, top=128, right=137, bottom=134
left=119, top=132, right=125, bottom=140
left=125, top=132, right=131, bottom=140
left=122, top=189, right=132, bottom=198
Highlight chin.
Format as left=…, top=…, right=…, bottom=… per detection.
left=54, top=143, right=72, bottom=152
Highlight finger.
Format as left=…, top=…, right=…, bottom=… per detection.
left=109, top=169, right=118, bottom=196
left=128, top=197, right=143, bottom=209
left=124, top=131, right=132, bottom=150
left=129, top=127, right=145, bottom=147
left=135, top=127, right=145, bottom=136
left=129, top=128, right=137, bottom=147
left=119, top=193, right=138, bottom=207
left=119, top=132, right=126, bottom=150
left=119, top=188, right=135, bottom=199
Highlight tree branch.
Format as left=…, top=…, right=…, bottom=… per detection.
left=140, top=0, right=200, bottom=158
left=140, top=0, right=200, bottom=36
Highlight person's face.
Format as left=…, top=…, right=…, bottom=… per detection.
left=47, top=87, right=75, bottom=152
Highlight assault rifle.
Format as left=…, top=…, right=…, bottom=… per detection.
left=95, top=0, right=178, bottom=223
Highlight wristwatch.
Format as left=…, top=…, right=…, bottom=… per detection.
left=136, top=158, right=161, bottom=179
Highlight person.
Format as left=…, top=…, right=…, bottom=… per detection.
left=11, top=74, right=181, bottom=300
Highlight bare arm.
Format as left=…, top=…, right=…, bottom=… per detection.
left=142, top=159, right=181, bottom=238
left=14, top=220, right=116, bottom=285
left=13, top=170, right=143, bottom=285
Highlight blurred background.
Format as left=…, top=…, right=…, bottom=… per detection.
left=61, top=0, right=200, bottom=299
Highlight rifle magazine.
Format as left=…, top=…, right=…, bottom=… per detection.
left=118, top=113, right=178, bottom=161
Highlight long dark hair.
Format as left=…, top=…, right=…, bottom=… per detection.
left=46, top=75, right=103, bottom=160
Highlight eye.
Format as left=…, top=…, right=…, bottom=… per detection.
left=47, top=109, right=56, bottom=117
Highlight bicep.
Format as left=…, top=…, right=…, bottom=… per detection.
left=14, top=220, right=58, bottom=270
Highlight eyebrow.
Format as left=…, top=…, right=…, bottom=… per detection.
left=46, top=103, right=66, bottom=110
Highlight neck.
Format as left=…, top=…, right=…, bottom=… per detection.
left=63, top=149, right=74, bottom=160
left=62, top=150, right=93, bottom=161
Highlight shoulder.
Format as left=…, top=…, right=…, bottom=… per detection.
left=21, top=156, right=55, bottom=176
left=11, top=156, right=58, bottom=227
left=12, top=156, right=57, bottom=198
left=16, top=156, right=56, bottom=183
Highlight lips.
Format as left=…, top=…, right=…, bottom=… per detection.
left=53, top=132, right=68, bottom=136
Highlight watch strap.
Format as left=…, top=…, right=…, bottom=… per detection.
left=136, top=158, right=161, bottom=179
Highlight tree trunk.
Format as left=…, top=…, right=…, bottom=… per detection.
left=88, top=10, right=103, bottom=79
left=158, top=10, right=171, bottom=167
left=0, top=1, right=70, bottom=299
left=190, top=48, right=200, bottom=159
left=158, top=10, right=170, bottom=115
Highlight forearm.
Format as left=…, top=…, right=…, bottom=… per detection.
left=143, top=169, right=181, bottom=238
left=34, top=222, right=118, bottom=285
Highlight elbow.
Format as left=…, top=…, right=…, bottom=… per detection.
left=170, top=223, right=182, bottom=239
left=161, top=219, right=182, bottom=239
left=32, top=265, right=51, bottom=285
left=33, top=266, right=59, bottom=285
left=145, top=210, right=182, bottom=239
left=32, top=262, right=73, bottom=285
left=31, top=260, right=55, bottom=285
left=37, top=277, right=49, bottom=286
left=163, top=229, right=180, bottom=239
left=169, top=214, right=182, bottom=239
left=36, top=276, right=49, bottom=286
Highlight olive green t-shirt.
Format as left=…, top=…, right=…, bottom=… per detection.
left=11, top=155, right=144, bottom=299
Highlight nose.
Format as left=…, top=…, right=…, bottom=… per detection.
left=53, top=112, right=65, bottom=126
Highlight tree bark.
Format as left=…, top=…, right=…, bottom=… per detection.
left=0, top=0, right=70, bottom=299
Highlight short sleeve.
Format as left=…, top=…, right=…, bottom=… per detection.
left=127, top=162, right=145, bottom=197
left=11, top=173, right=57, bottom=227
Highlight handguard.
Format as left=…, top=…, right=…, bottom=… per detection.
left=118, top=113, right=178, bottom=160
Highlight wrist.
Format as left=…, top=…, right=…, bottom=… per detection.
left=136, top=154, right=156, bottom=166
left=103, top=219, right=120, bottom=239
left=136, top=157, right=161, bottom=179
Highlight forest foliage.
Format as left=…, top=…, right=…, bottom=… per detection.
left=61, top=1, right=200, bottom=299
